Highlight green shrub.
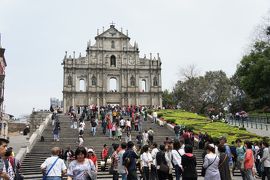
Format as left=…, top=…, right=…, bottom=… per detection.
left=239, top=127, right=246, bottom=130
left=184, top=125, right=195, bottom=131
left=167, top=118, right=176, bottom=124
left=157, top=113, right=163, bottom=118
left=147, top=109, right=153, bottom=115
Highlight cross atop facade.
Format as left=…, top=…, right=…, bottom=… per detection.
left=110, top=21, right=115, bottom=26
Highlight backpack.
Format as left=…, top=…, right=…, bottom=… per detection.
left=91, top=120, right=97, bottom=127
left=123, top=157, right=131, bottom=168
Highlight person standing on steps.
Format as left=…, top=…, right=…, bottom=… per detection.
left=0, top=138, right=15, bottom=180
left=152, top=110, right=157, bottom=123
left=122, top=141, right=139, bottom=180
left=117, top=142, right=127, bottom=180
left=41, top=147, right=67, bottom=180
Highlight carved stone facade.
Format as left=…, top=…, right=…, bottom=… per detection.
left=62, top=25, right=162, bottom=112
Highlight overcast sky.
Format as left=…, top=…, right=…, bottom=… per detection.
left=0, top=0, right=269, bottom=117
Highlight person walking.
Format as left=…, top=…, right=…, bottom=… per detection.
left=181, top=144, right=197, bottom=180
left=41, top=147, right=67, bottom=180
left=261, top=141, right=270, bottom=180
left=87, top=148, right=98, bottom=171
left=218, top=145, right=232, bottom=180
left=203, top=144, right=220, bottom=180
left=243, top=141, right=255, bottom=180
left=63, top=146, right=74, bottom=167
left=0, top=138, right=15, bottom=180
left=122, top=141, right=139, bottom=180
left=141, top=145, right=153, bottom=180
left=67, top=147, right=96, bottom=180
left=156, top=144, right=169, bottom=180
left=172, top=140, right=184, bottom=180
left=118, top=142, right=127, bottom=180
left=235, top=139, right=246, bottom=179
left=151, top=143, right=159, bottom=180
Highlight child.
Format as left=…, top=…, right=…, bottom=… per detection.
left=125, top=131, right=132, bottom=143
left=112, top=122, right=116, bottom=140
left=117, top=126, right=122, bottom=141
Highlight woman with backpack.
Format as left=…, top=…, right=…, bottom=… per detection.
left=156, top=144, right=169, bottom=180
left=182, top=144, right=197, bottom=180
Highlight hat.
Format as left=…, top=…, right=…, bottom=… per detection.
left=209, top=143, right=215, bottom=148
left=88, top=148, right=94, bottom=153
left=0, top=138, right=9, bottom=144
left=219, top=136, right=227, bottom=141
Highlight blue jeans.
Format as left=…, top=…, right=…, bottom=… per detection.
left=91, top=127, right=96, bottom=136
left=175, top=165, right=182, bottom=180
left=46, top=177, right=61, bottom=180
left=244, top=169, right=254, bottom=180
left=121, top=173, right=127, bottom=180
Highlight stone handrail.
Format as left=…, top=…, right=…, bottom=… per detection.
left=16, top=113, right=52, bottom=162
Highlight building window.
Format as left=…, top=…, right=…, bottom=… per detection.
left=141, top=79, right=146, bottom=92
left=79, top=79, right=85, bottom=91
left=110, top=55, right=116, bottom=67
left=68, top=75, right=72, bottom=86
left=109, top=78, right=117, bottom=92
left=153, top=76, right=158, bottom=86
left=92, top=76, right=97, bottom=86
left=130, top=76, right=136, bottom=86
left=111, top=41, right=115, bottom=48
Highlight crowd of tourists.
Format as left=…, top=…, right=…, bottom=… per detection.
left=37, top=105, right=270, bottom=180
left=0, top=138, right=23, bottom=180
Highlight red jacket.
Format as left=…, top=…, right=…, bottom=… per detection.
left=102, top=148, right=108, bottom=160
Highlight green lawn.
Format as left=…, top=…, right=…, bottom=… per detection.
left=158, top=109, right=261, bottom=144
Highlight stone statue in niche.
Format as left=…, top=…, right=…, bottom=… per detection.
left=68, top=75, right=72, bottom=86
left=92, top=76, right=97, bottom=86
left=130, top=76, right=136, bottom=86
left=153, top=76, right=158, bottom=86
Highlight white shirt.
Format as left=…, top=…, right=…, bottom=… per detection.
left=41, top=156, right=67, bottom=177
left=151, top=148, right=159, bottom=166
left=153, top=112, right=157, bottom=118
left=141, top=152, right=153, bottom=167
left=80, top=122, right=85, bottom=129
left=171, top=149, right=185, bottom=167
left=126, top=120, right=131, bottom=127
left=120, top=119, right=125, bottom=126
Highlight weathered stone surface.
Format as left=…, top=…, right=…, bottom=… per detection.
left=62, top=25, right=162, bottom=112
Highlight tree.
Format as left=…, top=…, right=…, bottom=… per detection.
left=162, top=89, right=176, bottom=108
left=173, top=70, right=231, bottom=114
left=235, top=41, right=270, bottom=109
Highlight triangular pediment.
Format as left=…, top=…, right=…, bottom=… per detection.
left=95, top=25, right=130, bottom=40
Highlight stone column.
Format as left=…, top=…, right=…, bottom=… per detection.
left=72, top=94, right=75, bottom=108
left=1, top=122, right=4, bottom=137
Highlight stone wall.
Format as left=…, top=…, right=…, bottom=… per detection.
left=8, top=123, right=26, bottom=133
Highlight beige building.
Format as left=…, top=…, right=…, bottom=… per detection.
left=0, top=38, right=8, bottom=138
left=62, top=24, right=162, bottom=112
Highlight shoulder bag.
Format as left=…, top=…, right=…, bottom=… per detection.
left=201, top=155, right=217, bottom=177
left=42, top=157, right=59, bottom=180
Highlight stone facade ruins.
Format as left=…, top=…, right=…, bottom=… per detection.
left=62, top=25, right=162, bottom=112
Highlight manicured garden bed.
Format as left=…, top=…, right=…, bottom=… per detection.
left=158, top=109, right=262, bottom=144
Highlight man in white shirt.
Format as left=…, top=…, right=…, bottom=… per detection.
left=41, top=147, right=67, bottom=180
left=151, top=143, right=159, bottom=180
left=172, top=140, right=185, bottom=180
left=120, top=118, right=126, bottom=129
left=0, top=138, right=15, bottom=180
left=152, top=111, right=157, bottom=123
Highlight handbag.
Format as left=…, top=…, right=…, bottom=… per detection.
left=109, top=166, right=115, bottom=174
left=159, top=163, right=169, bottom=173
left=42, top=158, right=59, bottom=180
left=201, top=155, right=217, bottom=177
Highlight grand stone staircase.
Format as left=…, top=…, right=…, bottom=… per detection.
left=21, top=113, right=240, bottom=179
